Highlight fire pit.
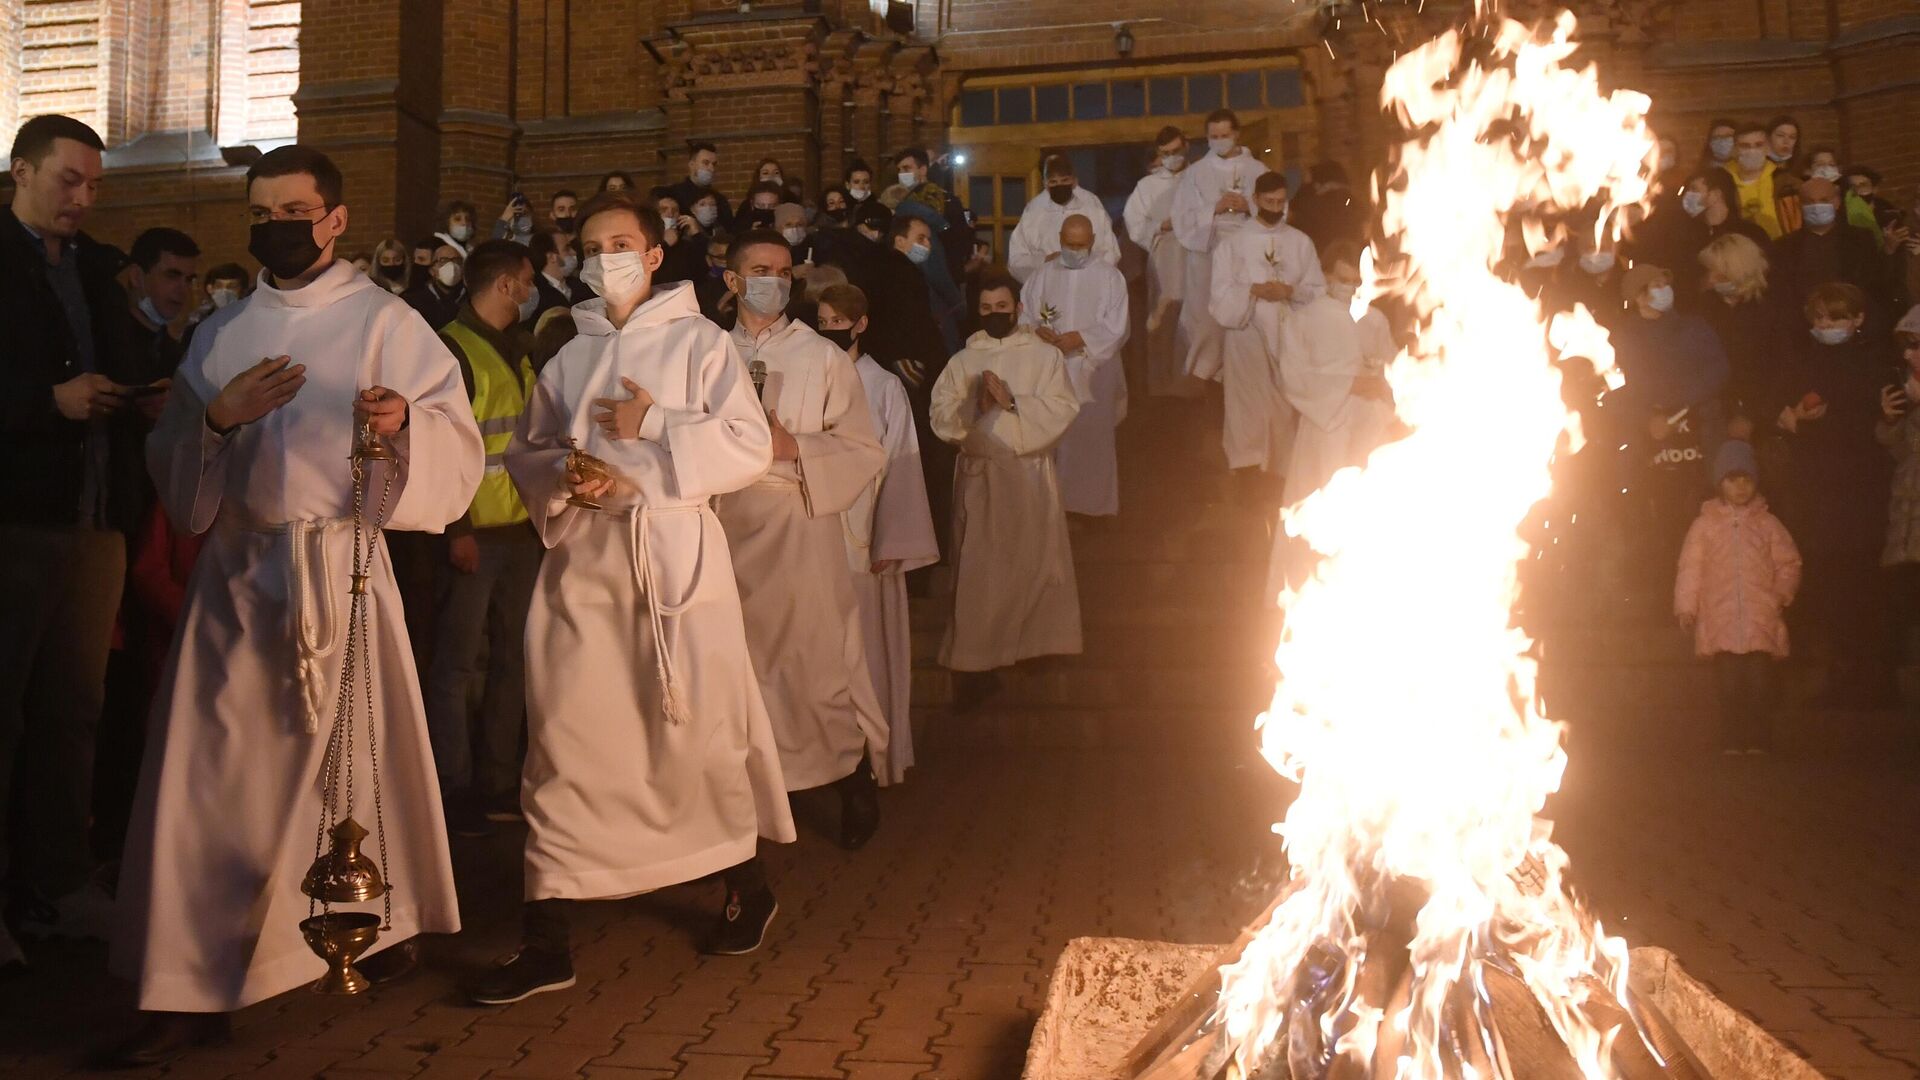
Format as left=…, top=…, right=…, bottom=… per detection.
left=1023, top=939, right=1823, bottom=1080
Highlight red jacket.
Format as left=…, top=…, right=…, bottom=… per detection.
left=1674, top=495, right=1801, bottom=658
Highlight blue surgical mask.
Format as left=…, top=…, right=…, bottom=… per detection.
left=1709, top=136, right=1735, bottom=162
left=905, top=242, right=931, bottom=265
left=1578, top=251, right=1616, bottom=275
left=1801, top=202, right=1838, bottom=228
left=1681, top=190, right=1707, bottom=217
left=1646, top=284, right=1675, bottom=312
left=1059, top=247, right=1091, bottom=270
left=1811, top=326, right=1852, bottom=346
left=517, top=286, right=540, bottom=322
left=741, top=275, right=791, bottom=315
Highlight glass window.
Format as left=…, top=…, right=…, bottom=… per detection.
left=997, top=87, right=1032, bottom=126
left=1149, top=76, right=1183, bottom=117
left=961, top=88, right=995, bottom=127
left=1110, top=79, right=1145, bottom=118
left=969, top=176, right=995, bottom=216
left=1036, top=84, right=1069, bottom=124
left=1072, top=82, right=1107, bottom=121
left=1268, top=68, right=1305, bottom=108
left=1227, top=71, right=1262, bottom=111
left=1000, top=176, right=1028, bottom=217
left=1187, top=74, right=1221, bottom=113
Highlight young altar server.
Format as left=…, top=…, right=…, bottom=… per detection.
left=1209, top=171, right=1325, bottom=488
left=474, top=193, right=794, bottom=1005
left=817, top=284, right=939, bottom=783
left=109, top=146, right=485, bottom=1065
left=1171, top=108, right=1270, bottom=383
left=1019, top=214, right=1131, bottom=518
left=712, top=229, right=890, bottom=850
left=1007, top=155, right=1121, bottom=283
left=1123, top=126, right=1192, bottom=394
left=931, top=270, right=1083, bottom=701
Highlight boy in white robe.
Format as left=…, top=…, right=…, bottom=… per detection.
left=1006, top=155, right=1122, bottom=283
left=109, top=146, right=484, bottom=1065
left=1266, top=239, right=1398, bottom=603
left=712, top=230, right=890, bottom=851
left=818, top=284, right=939, bottom=784
left=475, top=194, right=795, bottom=1006
left=1209, top=172, right=1326, bottom=492
left=1123, top=125, right=1193, bottom=394
left=1171, top=107, right=1270, bottom=383
left=1019, top=215, right=1132, bottom=518
left=931, top=271, right=1083, bottom=706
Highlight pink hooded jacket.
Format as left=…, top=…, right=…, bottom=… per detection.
left=1673, top=495, right=1802, bottom=658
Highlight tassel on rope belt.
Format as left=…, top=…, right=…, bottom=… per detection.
left=222, top=514, right=354, bottom=734
left=621, top=503, right=705, bottom=724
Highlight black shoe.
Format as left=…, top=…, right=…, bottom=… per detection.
left=837, top=762, right=880, bottom=851
left=101, top=1011, right=231, bottom=1069
left=952, top=670, right=1002, bottom=713
left=468, top=946, right=575, bottom=1005
left=704, top=887, right=777, bottom=956
left=443, top=790, right=493, bottom=838
left=482, top=789, right=526, bottom=823
left=357, top=939, right=419, bottom=985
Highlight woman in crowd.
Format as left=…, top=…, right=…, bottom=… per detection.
left=1697, top=233, right=1790, bottom=434
left=370, top=236, right=410, bottom=295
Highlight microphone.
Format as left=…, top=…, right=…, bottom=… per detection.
left=749, top=359, right=768, bottom=402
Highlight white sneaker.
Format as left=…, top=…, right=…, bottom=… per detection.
left=16, top=881, right=116, bottom=942
left=0, top=920, right=24, bottom=970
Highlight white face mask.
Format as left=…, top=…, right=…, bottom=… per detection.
left=581, top=250, right=651, bottom=307
left=516, top=284, right=540, bottom=322
left=1058, top=247, right=1091, bottom=270
left=904, top=242, right=931, bottom=266
left=1578, top=251, right=1616, bottom=275
left=1712, top=279, right=1740, bottom=296
left=1736, top=148, right=1767, bottom=172
left=558, top=253, right=579, bottom=278
left=741, top=275, right=791, bottom=315
left=1325, top=281, right=1357, bottom=303
left=435, top=262, right=462, bottom=288
left=1208, top=136, right=1236, bottom=157
left=1526, top=247, right=1565, bottom=269
left=782, top=226, right=808, bottom=246
left=1681, top=190, right=1707, bottom=217
left=1708, top=136, right=1735, bottom=162
left=1801, top=202, right=1838, bottom=228
left=693, top=166, right=715, bottom=187
left=1811, top=326, right=1852, bottom=346
left=897, top=169, right=919, bottom=189
left=1161, top=153, right=1186, bottom=173
left=849, top=186, right=870, bottom=201
left=449, top=222, right=473, bottom=243
left=694, top=205, right=718, bottom=227
left=210, top=287, right=240, bottom=309
left=138, top=296, right=168, bottom=326
left=1810, top=165, right=1841, bottom=182
left=1646, top=284, right=1675, bottom=312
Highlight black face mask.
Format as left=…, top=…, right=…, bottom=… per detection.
left=553, top=215, right=576, bottom=234
left=1048, top=185, right=1074, bottom=206
left=250, top=217, right=328, bottom=281
left=1256, top=209, right=1285, bottom=226
left=819, top=326, right=858, bottom=351
left=377, top=262, right=406, bottom=281
left=982, top=312, right=1017, bottom=339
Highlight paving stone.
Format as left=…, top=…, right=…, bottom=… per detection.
left=750, top=1038, right=860, bottom=1078
left=589, top=1033, right=706, bottom=1071
left=671, top=1053, right=775, bottom=1080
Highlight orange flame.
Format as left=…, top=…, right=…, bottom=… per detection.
left=1217, top=8, right=1657, bottom=1078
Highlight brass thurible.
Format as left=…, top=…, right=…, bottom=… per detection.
left=565, top=438, right=614, bottom=511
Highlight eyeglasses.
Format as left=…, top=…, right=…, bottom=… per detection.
left=247, top=204, right=332, bottom=225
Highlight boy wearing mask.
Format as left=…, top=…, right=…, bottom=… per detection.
left=1171, top=108, right=1270, bottom=384
left=1006, top=155, right=1120, bottom=283
left=1724, top=121, right=1785, bottom=240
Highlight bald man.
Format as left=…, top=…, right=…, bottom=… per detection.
left=1018, top=215, right=1131, bottom=517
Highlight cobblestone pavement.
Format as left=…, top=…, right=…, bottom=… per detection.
left=2, top=742, right=1914, bottom=1079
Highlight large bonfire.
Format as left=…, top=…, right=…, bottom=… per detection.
left=1204, top=4, right=1664, bottom=1078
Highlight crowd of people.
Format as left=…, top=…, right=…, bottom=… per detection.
left=1, top=98, right=1917, bottom=1066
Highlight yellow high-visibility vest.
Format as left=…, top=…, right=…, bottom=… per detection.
left=441, top=318, right=535, bottom=529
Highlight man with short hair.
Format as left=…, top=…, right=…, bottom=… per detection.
left=713, top=229, right=889, bottom=849
left=549, top=189, right=579, bottom=239
left=1725, top=120, right=1785, bottom=240
left=427, top=240, right=545, bottom=838
left=110, top=143, right=483, bottom=1063
left=529, top=229, right=588, bottom=322
left=127, top=227, right=201, bottom=374
left=1171, top=107, right=1270, bottom=383
left=667, top=141, right=733, bottom=232
left=479, top=193, right=793, bottom=1003
left=1007, top=155, right=1120, bottom=283
left=1208, top=172, right=1325, bottom=491
left=1019, top=214, right=1130, bottom=518
left=0, top=113, right=154, bottom=970
left=404, top=241, right=467, bottom=330
left=931, top=270, right=1083, bottom=701
left=1772, top=176, right=1891, bottom=316
left=1123, top=125, right=1191, bottom=388
left=892, top=147, right=973, bottom=351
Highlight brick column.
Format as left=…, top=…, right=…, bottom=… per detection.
left=438, top=0, right=518, bottom=216
left=661, top=11, right=828, bottom=200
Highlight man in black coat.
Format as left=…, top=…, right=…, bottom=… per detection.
left=665, top=142, right=734, bottom=233
left=1772, top=177, right=1893, bottom=322
left=403, top=240, right=467, bottom=331
left=1, top=115, right=158, bottom=958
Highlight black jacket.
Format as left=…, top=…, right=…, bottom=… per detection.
left=665, top=179, right=733, bottom=232
left=402, top=281, right=466, bottom=333
left=0, top=205, right=151, bottom=531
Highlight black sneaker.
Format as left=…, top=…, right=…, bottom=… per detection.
left=357, top=939, right=419, bottom=985
left=468, top=947, right=575, bottom=1005
left=482, top=789, right=526, bottom=823
left=837, top=761, right=880, bottom=851
left=704, top=888, right=777, bottom=956
left=443, top=790, right=493, bottom=838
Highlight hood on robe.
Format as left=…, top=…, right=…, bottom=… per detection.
left=250, top=260, right=378, bottom=310
left=570, top=280, right=705, bottom=338
left=963, top=326, right=1045, bottom=351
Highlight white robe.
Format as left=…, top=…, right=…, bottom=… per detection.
left=1171, top=150, right=1270, bottom=381
left=1123, top=166, right=1190, bottom=396
left=1208, top=217, right=1325, bottom=473
left=112, top=262, right=484, bottom=1012
left=931, top=329, right=1083, bottom=671
left=505, top=282, right=795, bottom=902
left=1267, top=296, right=1398, bottom=604
left=715, top=317, right=889, bottom=792
left=1006, top=185, right=1123, bottom=283
left=842, top=356, right=939, bottom=784
left=1019, top=260, right=1131, bottom=517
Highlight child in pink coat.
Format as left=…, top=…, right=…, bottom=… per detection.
left=1674, top=440, right=1802, bottom=754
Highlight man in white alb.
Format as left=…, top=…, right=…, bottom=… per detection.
left=1123, top=125, right=1193, bottom=395
left=1171, top=108, right=1270, bottom=384
left=1007, top=155, right=1121, bottom=283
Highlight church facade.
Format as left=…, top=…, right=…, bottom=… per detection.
left=1, top=0, right=1913, bottom=265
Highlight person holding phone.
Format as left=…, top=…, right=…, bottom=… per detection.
left=494, top=190, right=534, bottom=246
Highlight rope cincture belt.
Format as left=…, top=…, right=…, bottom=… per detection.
left=227, top=515, right=355, bottom=736
left=620, top=503, right=704, bottom=725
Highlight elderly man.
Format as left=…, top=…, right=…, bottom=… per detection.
left=1018, top=215, right=1131, bottom=518
left=1171, top=108, right=1271, bottom=383
left=1772, top=176, right=1892, bottom=318
left=1007, top=155, right=1120, bottom=283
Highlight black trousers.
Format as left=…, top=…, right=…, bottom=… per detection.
left=0, top=525, right=125, bottom=897
left=1711, top=651, right=1777, bottom=751
left=524, top=857, right=768, bottom=954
